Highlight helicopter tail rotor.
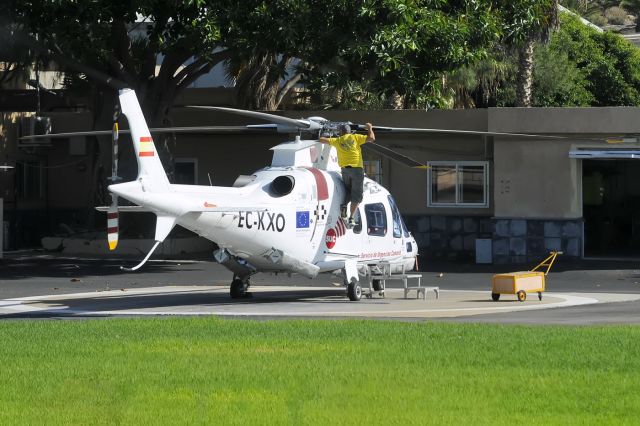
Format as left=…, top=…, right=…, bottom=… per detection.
left=107, top=197, right=119, bottom=250
left=107, top=107, right=122, bottom=250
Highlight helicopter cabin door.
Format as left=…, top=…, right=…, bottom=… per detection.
left=362, top=197, right=404, bottom=266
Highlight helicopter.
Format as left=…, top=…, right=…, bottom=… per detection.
left=106, top=89, right=431, bottom=301
left=25, top=88, right=576, bottom=301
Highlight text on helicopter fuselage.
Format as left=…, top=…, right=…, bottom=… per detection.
left=238, top=211, right=286, bottom=232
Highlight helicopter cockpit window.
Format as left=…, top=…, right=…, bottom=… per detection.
left=365, top=203, right=387, bottom=236
left=387, top=195, right=410, bottom=238
left=387, top=195, right=402, bottom=238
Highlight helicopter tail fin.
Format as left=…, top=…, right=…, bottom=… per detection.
left=118, top=89, right=170, bottom=191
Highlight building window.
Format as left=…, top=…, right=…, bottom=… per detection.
left=364, top=160, right=382, bottom=183
left=427, top=161, right=489, bottom=207
left=174, top=158, right=198, bottom=185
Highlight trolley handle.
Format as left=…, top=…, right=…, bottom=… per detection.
left=531, top=251, right=562, bottom=275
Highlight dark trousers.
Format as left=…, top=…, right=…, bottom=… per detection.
left=341, top=167, right=364, bottom=205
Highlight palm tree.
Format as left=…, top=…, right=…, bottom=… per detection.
left=510, top=1, right=560, bottom=107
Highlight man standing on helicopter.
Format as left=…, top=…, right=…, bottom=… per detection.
left=319, top=122, right=376, bottom=228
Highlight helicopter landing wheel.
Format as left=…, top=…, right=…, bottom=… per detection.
left=230, top=278, right=251, bottom=299
left=347, top=281, right=362, bottom=302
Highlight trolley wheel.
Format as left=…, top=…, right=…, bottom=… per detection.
left=517, top=290, right=527, bottom=302
left=491, top=292, right=500, bottom=301
left=538, top=292, right=543, bottom=301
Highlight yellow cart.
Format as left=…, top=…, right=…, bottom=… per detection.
left=491, top=251, right=561, bottom=302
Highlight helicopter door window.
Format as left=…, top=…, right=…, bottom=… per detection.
left=365, top=203, right=387, bottom=236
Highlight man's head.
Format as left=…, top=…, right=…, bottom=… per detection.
left=338, top=124, right=351, bottom=136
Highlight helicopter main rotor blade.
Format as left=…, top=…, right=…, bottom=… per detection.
left=364, top=143, right=428, bottom=169
left=19, top=125, right=275, bottom=140
left=188, top=106, right=317, bottom=132
left=354, top=124, right=568, bottom=139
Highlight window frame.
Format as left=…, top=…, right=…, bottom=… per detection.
left=427, top=161, right=489, bottom=208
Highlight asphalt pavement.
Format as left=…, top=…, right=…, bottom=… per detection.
left=1, top=251, right=640, bottom=324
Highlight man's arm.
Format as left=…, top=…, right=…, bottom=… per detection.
left=319, top=137, right=330, bottom=144
left=365, top=123, right=375, bottom=143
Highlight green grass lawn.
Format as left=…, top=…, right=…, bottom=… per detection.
left=0, top=318, right=638, bottom=425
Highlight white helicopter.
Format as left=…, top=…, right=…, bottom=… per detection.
left=28, top=88, right=568, bottom=301
left=109, top=89, right=429, bottom=301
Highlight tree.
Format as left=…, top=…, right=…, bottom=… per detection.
left=291, top=0, right=560, bottom=110
left=532, top=47, right=594, bottom=106
left=7, top=1, right=231, bottom=125
left=498, top=13, right=640, bottom=107
left=500, top=0, right=559, bottom=107
left=216, top=0, right=504, bottom=110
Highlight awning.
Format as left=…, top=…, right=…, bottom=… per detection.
left=569, top=150, right=640, bottom=159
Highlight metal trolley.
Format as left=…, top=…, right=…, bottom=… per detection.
left=491, top=251, right=562, bottom=302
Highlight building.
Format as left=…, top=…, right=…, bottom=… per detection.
left=3, top=91, right=640, bottom=263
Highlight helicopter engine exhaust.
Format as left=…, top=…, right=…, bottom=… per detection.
left=270, top=175, right=295, bottom=197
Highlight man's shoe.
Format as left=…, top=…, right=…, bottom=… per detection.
left=347, top=217, right=356, bottom=229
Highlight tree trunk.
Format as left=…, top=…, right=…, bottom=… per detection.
left=515, top=37, right=535, bottom=107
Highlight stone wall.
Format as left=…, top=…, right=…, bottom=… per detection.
left=405, top=215, right=583, bottom=264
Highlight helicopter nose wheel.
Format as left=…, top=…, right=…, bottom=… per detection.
left=230, top=276, right=252, bottom=299
left=347, top=281, right=362, bottom=301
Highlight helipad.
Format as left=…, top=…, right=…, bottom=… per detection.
left=2, top=286, right=638, bottom=319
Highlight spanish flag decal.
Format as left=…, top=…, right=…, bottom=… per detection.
left=139, top=136, right=154, bottom=157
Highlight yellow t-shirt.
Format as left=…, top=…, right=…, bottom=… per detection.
left=326, top=134, right=368, bottom=168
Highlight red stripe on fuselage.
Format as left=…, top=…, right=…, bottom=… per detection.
left=303, top=167, right=328, bottom=200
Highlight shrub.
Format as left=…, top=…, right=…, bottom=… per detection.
left=605, top=6, right=629, bottom=25
left=586, top=13, right=608, bottom=27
